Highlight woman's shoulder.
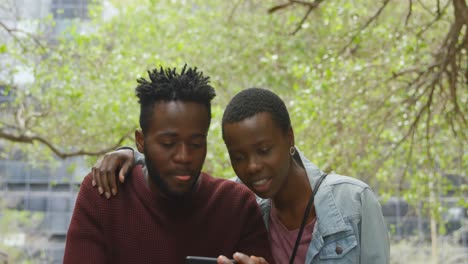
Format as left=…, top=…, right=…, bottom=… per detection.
left=324, top=173, right=370, bottom=191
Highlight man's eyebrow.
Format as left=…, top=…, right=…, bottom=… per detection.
left=156, top=132, right=207, bottom=138
left=156, top=131, right=177, bottom=137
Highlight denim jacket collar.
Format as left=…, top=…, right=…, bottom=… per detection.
left=300, top=150, right=350, bottom=237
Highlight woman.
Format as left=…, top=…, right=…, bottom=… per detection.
left=92, top=88, right=389, bottom=264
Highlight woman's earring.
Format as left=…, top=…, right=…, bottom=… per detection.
left=289, top=146, right=296, bottom=156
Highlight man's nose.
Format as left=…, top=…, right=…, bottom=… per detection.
left=173, top=143, right=192, bottom=164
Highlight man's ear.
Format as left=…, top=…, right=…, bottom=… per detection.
left=135, top=130, right=144, bottom=153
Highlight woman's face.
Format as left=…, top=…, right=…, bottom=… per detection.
left=223, top=112, right=293, bottom=199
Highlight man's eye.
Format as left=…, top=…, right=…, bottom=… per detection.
left=161, top=142, right=175, bottom=148
left=191, top=143, right=204, bottom=148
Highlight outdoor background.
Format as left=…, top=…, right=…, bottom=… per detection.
left=0, top=0, right=467, bottom=263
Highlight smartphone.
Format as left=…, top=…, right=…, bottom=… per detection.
left=185, top=256, right=237, bottom=264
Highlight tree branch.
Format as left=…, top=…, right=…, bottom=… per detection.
left=395, top=122, right=416, bottom=191
left=291, top=5, right=314, bottom=35
left=338, top=0, right=391, bottom=55
left=416, top=0, right=437, bottom=16
left=228, top=0, right=245, bottom=21
left=437, top=0, right=441, bottom=17
left=268, top=0, right=324, bottom=35
left=406, top=0, right=413, bottom=26
left=0, top=129, right=135, bottom=159
left=384, top=0, right=468, bottom=150
left=0, top=21, right=46, bottom=52
left=268, top=3, right=291, bottom=13
left=416, top=1, right=450, bottom=37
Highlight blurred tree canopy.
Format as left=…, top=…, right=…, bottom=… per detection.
left=0, top=0, right=466, bottom=203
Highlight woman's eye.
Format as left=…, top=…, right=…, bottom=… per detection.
left=259, top=147, right=270, bottom=155
left=232, top=154, right=245, bottom=162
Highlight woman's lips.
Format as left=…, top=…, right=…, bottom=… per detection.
left=251, top=177, right=272, bottom=193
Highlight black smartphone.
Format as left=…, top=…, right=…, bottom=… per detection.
left=185, top=256, right=237, bottom=264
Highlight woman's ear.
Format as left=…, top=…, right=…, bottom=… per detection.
left=135, top=130, right=144, bottom=153
left=288, top=126, right=295, bottom=147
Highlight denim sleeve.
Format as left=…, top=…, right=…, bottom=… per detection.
left=116, top=146, right=145, bottom=166
left=360, top=188, right=390, bottom=264
left=134, top=150, right=145, bottom=165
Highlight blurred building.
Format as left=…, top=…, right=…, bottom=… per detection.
left=0, top=160, right=84, bottom=263
left=0, top=0, right=93, bottom=263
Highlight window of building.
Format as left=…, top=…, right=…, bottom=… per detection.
left=50, top=0, right=89, bottom=20
left=50, top=0, right=89, bottom=19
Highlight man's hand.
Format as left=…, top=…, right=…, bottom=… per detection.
left=91, top=148, right=134, bottom=199
left=217, top=253, right=268, bottom=264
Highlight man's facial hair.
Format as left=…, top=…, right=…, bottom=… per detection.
left=144, top=149, right=199, bottom=201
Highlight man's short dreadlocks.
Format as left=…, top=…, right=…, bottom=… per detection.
left=136, top=64, right=216, bottom=133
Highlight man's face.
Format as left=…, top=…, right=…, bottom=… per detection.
left=136, top=101, right=209, bottom=199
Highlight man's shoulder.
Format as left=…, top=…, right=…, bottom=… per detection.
left=74, top=172, right=108, bottom=209
left=79, top=172, right=96, bottom=192
left=77, top=167, right=142, bottom=204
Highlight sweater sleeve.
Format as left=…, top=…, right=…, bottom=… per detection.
left=236, top=192, right=275, bottom=264
left=360, top=188, right=390, bottom=264
left=63, top=174, right=107, bottom=264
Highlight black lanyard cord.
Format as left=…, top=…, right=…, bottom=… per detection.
left=289, top=173, right=328, bottom=264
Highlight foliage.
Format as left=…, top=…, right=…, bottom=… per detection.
left=0, top=0, right=466, bottom=209
left=0, top=208, right=44, bottom=263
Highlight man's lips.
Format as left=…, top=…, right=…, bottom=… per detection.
left=171, top=171, right=194, bottom=181
left=175, top=175, right=192, bottom=182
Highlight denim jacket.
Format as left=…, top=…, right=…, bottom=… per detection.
left=258, top=149, right=390, bottom=264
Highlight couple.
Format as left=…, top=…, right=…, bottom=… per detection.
left=64, top=65, right=389, bottom=264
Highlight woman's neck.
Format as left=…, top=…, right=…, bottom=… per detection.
left=272, top=158, right=315, bottom=230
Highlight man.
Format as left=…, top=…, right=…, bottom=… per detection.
left=63, top=65, right=273, bottom=264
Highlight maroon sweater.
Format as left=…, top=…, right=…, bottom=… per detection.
left=64, top=165, right=273, bottom=264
